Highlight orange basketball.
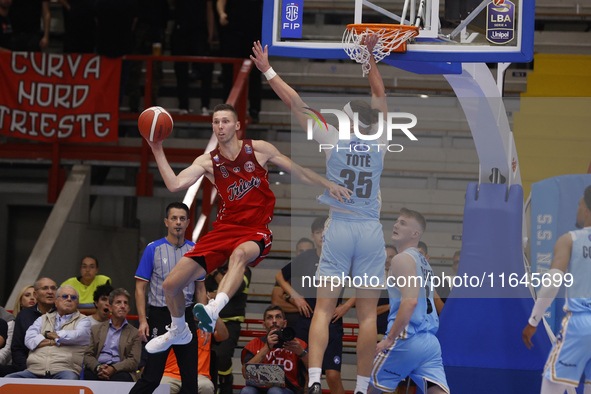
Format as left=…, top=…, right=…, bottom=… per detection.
left=138, top=106, right=174, bottom=142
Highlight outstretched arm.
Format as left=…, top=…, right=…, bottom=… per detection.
left=147, top=140, right=209, bottom=192
left=251, top=41, right=311, bottom=132
left=523, top=233, right=572, bottom=349
left=364, top=35, right=388, bottom=116
left=253, top=140, right=352, bottom=203
left=375, top=254, right=419, bottom=355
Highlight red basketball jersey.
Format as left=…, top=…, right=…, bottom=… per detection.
left=210, top=140, right=276, bottom=226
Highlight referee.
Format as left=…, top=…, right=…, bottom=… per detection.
left=130, top=202, right=203, bottom=394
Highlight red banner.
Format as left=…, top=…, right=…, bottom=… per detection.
left=0, top=52, right=121, bottom=142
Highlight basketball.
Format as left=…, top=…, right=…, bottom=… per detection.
left=138, top=106, right=174, bottom=142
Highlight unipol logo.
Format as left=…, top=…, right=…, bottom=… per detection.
left=304, top=108, right=418, bottom=153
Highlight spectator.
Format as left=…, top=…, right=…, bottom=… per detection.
left=295, top=237, right=314, bottom=256
left=88, top=284, right=115, bottom=326
left=205, top=262, right=251, bottom=394
left=0, top=0, right=13, bottom=51
left=127, top=0, right=168, bottom=113
left=377, top=245, right=397, bottom=338
left=272, top=234, right=318, bottom=329
left=241, top=305, right=308, bottom=394
left=130, top=202, right=202, bottom=394
left=417, top=241, right=430, bottom=261
left=0, top=307, right=15, bottom=376
left=57, top=0, right=95, bottom=53
left=6, top=285, right=91, bottom=379
left=13, top=285, right=36, bottom=316
left=94, top=0, right=138, bottom=107
left=161, top=318, right=229, bottom=394
left=8, top=0, right=49, bottom=51
left=84, top=288, right=141, bottom=382
left=61, top=256, right=111, bottom=315
left=9, top=277, right=57, bottom=375
left=171, top=0, right=214, bottom=116
left=0, top=318, right=6, bottom=348
left=452, top=249, right=461, bottom=276
left=217, top=0, right=263, bottom=122
left=275, top=216, right=348, bottom=394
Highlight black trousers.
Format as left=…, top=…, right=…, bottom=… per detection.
left=129, top=306, right=198, bottom=394
left=212, top=320, right=241, bottom=394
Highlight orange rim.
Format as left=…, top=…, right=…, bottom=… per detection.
left=346, top=23, right=419, bottom=36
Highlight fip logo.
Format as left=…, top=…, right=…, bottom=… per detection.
left=303, top=104, right=418, bottom=153
left=281, top=2, right=303, bottom=39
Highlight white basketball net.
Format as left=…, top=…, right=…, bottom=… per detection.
left=343, top=25, right=418, bottom=76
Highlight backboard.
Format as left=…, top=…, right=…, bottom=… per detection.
left=262, top=0, right=534, bottom=74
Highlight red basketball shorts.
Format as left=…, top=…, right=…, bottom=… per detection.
left=185, top=222, right=273, bottom=273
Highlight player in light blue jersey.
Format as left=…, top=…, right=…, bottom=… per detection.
left=523, top=185, right=591, bottom=394
left=371, top=208, right=449, bottom=394
left=251, top=36, right=386, bottom=394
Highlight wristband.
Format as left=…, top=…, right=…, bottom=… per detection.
left=96, top=364, right=102, bottom=373
left=263, top=67, right=277, bottom=81
left=298, top=348, right=308, bottom=358
left=284, top=294, right=291, bottom=302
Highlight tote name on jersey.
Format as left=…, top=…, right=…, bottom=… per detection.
left=345, top=153, right=371, bottom=167
left=227, top=176, right=262, bottom=201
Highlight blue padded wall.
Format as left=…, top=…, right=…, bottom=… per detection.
left=436, top=183, right=552, bottom=394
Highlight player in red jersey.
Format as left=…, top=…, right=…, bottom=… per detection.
left=144, top=103, right=352, bottom=354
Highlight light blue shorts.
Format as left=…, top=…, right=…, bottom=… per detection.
left=317, top=213, right=385, bottom=289
left=544, top=312, right=591, bottom=387
left=371, top=332, right=450, bottom=393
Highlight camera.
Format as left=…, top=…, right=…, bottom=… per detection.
left=270, top=327, right=296, bottom=348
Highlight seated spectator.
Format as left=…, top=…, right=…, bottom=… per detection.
left=161, top=318, right=229, bottom=394
left=0, top=0, right=13, bottom=52
left=270, top=235, right=315, bottom=328
left=294, top=237, right=314, bottom=256
left=88, top=284, right=115, bottom=326
left=13, top=285, right=37, bottom=316
left=0, top=318, right=7, bottom=349
left=240, top=305, right=308, bottom=394
left=61, top=256, right=111, bottom=315
left=417, top=241, right=430, bottom=261
left=9, top=278, right=57, bottom=375
left=84, top=288, right=141, bottom=382
left=6, top=285, right=91, bottom=380
left=452, top=249, right=461, bottom=276
left=0, top=307, right=15, bottom=376
left=377, top=244, right=397, bottom=338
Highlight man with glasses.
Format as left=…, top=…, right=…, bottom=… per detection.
left=7, top=277, right=57, bottom=375
left=6, top=285, right=92, bottom=379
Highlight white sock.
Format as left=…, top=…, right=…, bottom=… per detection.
left=211, top=292, right=230, bottom=314
left=171, top=315, right=185, bottom=331
left=355, top=375, right=370, bottom=394
left=308, top=367, right=321, bottom=387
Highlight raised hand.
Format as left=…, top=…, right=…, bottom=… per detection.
left=250, top=41, right=272, bottom=73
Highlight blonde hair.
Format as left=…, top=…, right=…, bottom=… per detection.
left=13, top=285, right=35, bottom=315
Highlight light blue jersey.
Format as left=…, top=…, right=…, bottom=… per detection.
left=316, top=125, right=384, bottom=219
left=543, top=227, right=591, bottom=386
left=565, top=227, right=591, bottom=313
left=387, top=248, right=439, bottom=338
left=373, top=248, right=448, bottom=393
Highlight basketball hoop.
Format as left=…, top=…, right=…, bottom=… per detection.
left=343, top=24, right=419, bottom=75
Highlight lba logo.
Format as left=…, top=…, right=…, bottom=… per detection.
left=304, top=104, right=418, bottom=153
